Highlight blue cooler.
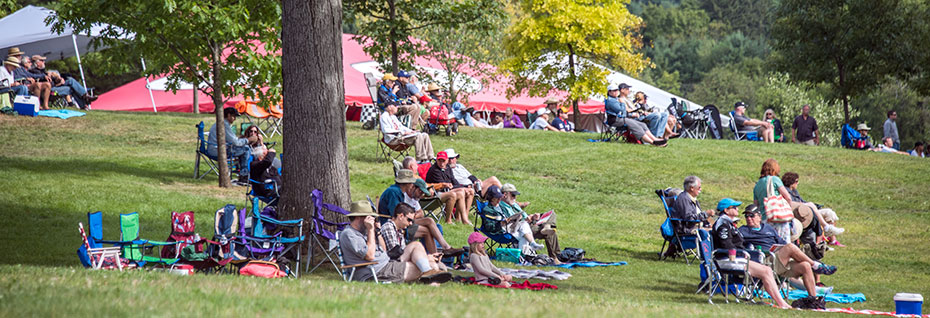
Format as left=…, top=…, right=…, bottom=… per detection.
left=13, top=95, right=39, bottom=117
left=895, top=293, right=923, bottom=315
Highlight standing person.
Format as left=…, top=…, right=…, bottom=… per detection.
left=883, top=110, right=900, bottom=150
left=752, top=159, right=794, bottom=243
left=909, top=142, right=925, bottom=157
left=791, top=105, right=819, bottom=145
left=502, top=108, right=524, bottom=129
left=732, top=102, right=775, bottom=143
left=604, top=84, right=667, bottom=146
left=208, top=108, right=258, bottom=185
left=764, top=109, right=787, bottom=143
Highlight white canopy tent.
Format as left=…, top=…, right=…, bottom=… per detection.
left=0, top=5, right=119, bottom=88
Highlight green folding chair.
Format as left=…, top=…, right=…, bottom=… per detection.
left=119, top=212, right=180, bottom=267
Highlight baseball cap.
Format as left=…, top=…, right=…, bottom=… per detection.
left=742, top=204, right=760, bottom=216
left=716, top=198, right=743, bottom=212
left=382, top=73, right=398, bottom=81
left=467, top=231, right=489, bottom=244
left=618, top=83, right=632, bottom=90
left=436, top=151, right=449, bottom=160
left=397, top=70, right=410, bottom=78
left=443, top=148, right=459, bottom=159
left=414, top=179, right=430, bottom=194
left=735, top=101, right=747, bottom=108
left=501, top=183, right=520, bottom=196
left=607, top=84, right=619, bottom=91
left=418, top=95, right=432, bottom=104
left=486, top=185, right=503, bottom=199
left=537, top=108, right=550, bottom=116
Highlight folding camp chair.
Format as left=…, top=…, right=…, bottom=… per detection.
left=77, top=222, right=135, bottom=271
left=193, top=121, right=240, bottom=179
left=599, top=114, right=640, bottom=143
left=471, top=197, right=518, bottom=258
left=245, top=199, right=305, bottom=277
left=656, top=189, right=700, bottom=264
left=695, top=229, right=759, bottom=304
left=841, top=123, right=871, bottom=149
left=376, top=113, right=413, bottom=162
left=333, top=230, right=380, bottom=283
left=391, top=159, right=446, bottom=222
left=213, top=204, right=248, bottom=273
left=234, top=100, right=283, bottom=138
left=728, top=111, right=761, bottom=141
left=305, top=189, right=350, bottom=274
left=118, top=212, right=180, bottom=267
left=680, top=109, right=709, bottom=139
left=161, top=211, right=232, bottom=273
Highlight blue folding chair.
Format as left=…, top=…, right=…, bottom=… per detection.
left=695, top=229, right=758, bottom=304
left=471, top=197, right=518, bottom=258
left=194, top=121, right=246, bottom=179
left=657, top=189, right=700, bottom=264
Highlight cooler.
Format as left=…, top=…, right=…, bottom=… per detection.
left=494, top=247, right=521, bottom=263
left=895, top=293, right=923, bottom=315
left=13, top=95, right=39, bottom=117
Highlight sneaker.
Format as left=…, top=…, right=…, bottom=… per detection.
left=530, top=242, right=545, bottom=250
left=653, top=139, right=668, bottom=147
left=812, top=263, right=837, bottom=275
left=830, top=240, right=846, bottom=247
left=824, top=224, right=845, bottom=236
left=418, top=270, right=453, bottom=284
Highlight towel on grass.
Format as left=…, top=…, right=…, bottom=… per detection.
left=760, top=289, right=867, bottom=304
left=550, top=261, right=627, bottom=269
left=462, top=266, right=572, bottom=280
left=813, top=307, right=930, bottom=317
left=464, top=277, right=558, bottom=290
left=38, top=109, right=85, bottom=119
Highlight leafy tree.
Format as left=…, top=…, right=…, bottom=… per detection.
left=501, top=0, right=651, bottom=116
left=51, top=0, right=282, bottom=187
left=640, top=0, right=711, bottom=43
left=687, top=62, right=760, bottom=110
left=279, top=0, right=352, bottom=249
left=700, top=0, right=774, bottom=38
left=343, top=0, right=498, bottom=74
left=415, top=1, right=507, bottom=103
left=771, top=0, right=914, bottom=123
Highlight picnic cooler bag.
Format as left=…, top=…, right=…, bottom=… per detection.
left=13, top=95, right=39, bottom=117
left=495, top=247, right=521, bottom=263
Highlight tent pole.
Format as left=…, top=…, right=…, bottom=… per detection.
left=71, top=34, right=87, bottom=89
left=140, top=57, right=158, bottom=113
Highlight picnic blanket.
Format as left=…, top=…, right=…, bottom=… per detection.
left=550, top=261, right=627, bottom=269
left=464, top=277, right=558, bottom=291
left=761, top=289, right=867, bottom=304
left=38, top=109, right=85, bottom=119
left=813, top=307, right=929, bottom=317
left=462, top=266, right=572, bottom=280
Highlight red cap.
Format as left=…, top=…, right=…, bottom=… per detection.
left=418, top=95, right=432, bottom=104
left=436, top=151, right=448, bottom=160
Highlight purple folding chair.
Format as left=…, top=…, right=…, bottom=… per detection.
left=305, top=189, right=350, bottom=274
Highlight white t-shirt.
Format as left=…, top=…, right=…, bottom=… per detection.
left=529, top=117, right=549, bottom=130
left=451, top=164, right=473, bottom=185
left=0, top=66, right=14, bottom=86
left=402, top=191, right=421, bottom=211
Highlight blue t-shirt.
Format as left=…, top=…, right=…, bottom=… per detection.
left=738, top=223, right=786, bottom=251
left=551, top=118, right=573, bottom=132
left=377, top=184, right=404, bottom=223
left=406, top=83, right=420, bottom=95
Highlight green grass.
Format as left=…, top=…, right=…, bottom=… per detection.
left=1, top=111, right=928, bottom=317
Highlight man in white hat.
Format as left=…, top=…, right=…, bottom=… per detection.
left=529, top=108, right=559, bottom=131
left=1, top=56, right=30, bottom=97
left=339, top=200, right=453, bottom=284
left=445, top=148, right=502, bottom=211
left=380, top=102, right=435, bottom=161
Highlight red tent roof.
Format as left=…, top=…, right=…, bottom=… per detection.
left=94, top=34, right=603, bottom=114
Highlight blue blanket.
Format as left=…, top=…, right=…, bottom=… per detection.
left=550, top=261, right=627, bottom=269
left=761, top=289, right=867, bottom=304
left=38, top=109, right=85, bottom=119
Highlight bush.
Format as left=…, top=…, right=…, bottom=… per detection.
left=755, top=73, right=857, bottom=146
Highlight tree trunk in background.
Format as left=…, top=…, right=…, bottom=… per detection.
left=280, top=0, right=351, bottom=264
left=192, top=78, right=199, bottom=114
left=212, top=43, right=230, bottom=188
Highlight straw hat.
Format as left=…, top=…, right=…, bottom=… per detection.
left=425, top=83, right=441, bottom=92
left=347, top=201, right=377, bottom=217
left=544, top=97, right=559, bottom=105
left=7, top=47, right=23, bottom=57
left=3, top=56, right=20, bottom=67
left=856, top=123, right=871, bottom=131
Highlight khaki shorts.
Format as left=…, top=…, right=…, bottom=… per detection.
left=772, top=252, right=798, bottom=277
left=377, top=260, right=406, bottom=283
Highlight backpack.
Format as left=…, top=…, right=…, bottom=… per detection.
left=428, top=103, right=451, bottom=122
left=558, top=248, right=586, bottom=263
left=792, top=296, right=826, bottom=309
left=522, top=254, right=556, bottom=266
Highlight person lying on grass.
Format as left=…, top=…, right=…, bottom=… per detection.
left=339, top=200, right=452, bottom=284
left=380, top=203, right=448, bottom=273
left=500, top=183, right=561, bottom=263
left=377, top=169, right=465, bottom=256
left=468, top=231, right=513, bottom=287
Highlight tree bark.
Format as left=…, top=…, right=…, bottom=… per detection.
left=281, top=0, right=351, bottom=262
left=567, top=44, right=580, bottom=117
left=212, top=42, right=230, bottom=188
left=388, top=0, right=399, bottom=74
left=192, top=78, right=199, bottom=114
left=837, top=59, right=850, bottom=123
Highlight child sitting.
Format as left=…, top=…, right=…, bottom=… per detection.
left=468, top=232, right=513, bottom=287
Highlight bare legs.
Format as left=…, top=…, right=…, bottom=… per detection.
left=776, top=244, right=819, bottom=297
left=413, top=217, right=452, bottom=253
left=748, top=261, right=790, bottom=308
left=439, top=190, right=470, bottom=225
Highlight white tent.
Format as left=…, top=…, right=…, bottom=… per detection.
left=0, top=5, right=119, bottom=88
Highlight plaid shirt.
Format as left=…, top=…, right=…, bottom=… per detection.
left=380, top=220, right=405, bottom=253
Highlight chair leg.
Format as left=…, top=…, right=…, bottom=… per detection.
left=194, top=151, right=201, bottom=179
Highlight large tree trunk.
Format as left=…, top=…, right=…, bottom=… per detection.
left=388, top=0, right=398, bottom=74
left=281, top=0, right=351, bottom=264
left=567, top=45, right=580, bottom=117
left=212, top=43, right=230, bottom=188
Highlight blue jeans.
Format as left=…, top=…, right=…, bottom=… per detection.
left=639, top=112, right=668, bottom=137
left=51, top=78, right=88, bottom=96
left=455, top=111, right=474, bottom=126
left=209, top=144, right=251, bottom=177
left=12, top=85, right=28, bottom=95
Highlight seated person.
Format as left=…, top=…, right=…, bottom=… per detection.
left=732, top=101, right=775, bottom=143
left=500, top=183, right=560, bottom=262
left=781, top=172, right=845, bottom=245
left=380, top=203, right=447, bottom=273
left=872, top=137, right=909, bottom=154
left=604, top=84, right=667, bottom=146
left=1, top=57, right=30, bottom=97
left=764, top=108, right=787, bottom=142
left=241, top=125, right=264, bottom=148
left=450, top=100, right=474, bottom=127
left=711, top=199, right=790, bottom=309
left=377, top=169, right=464, bottom=255
left=908, top=142, right=925, bottom=158
left=850, top=123, right=874, bottom=150
left=425, top=151, right=472, bottom=225
left=671, top=176, right=716, bottom=234
left=445, top=148, right=502, bottom=208
left=380, top=103, right=435, bottom=162
left=502, top=108, right=524, bottom=129
left=401, top=156, right=431, bottom=180
left=550, top=107, right=575, bottom=132
left=737, top=204, right=839, bottom=300
left=472, top=111, right=503, bottom=129
left=629, top=91, right=669, bottom=138
left=481, top=185, right=543, bottom=252
left=30, top=55, right=97, bottom=108
left=467, top=232, right=514, bottom=287
left=339, top=201, right=452, bottom=284
left=11, top=56, right=52, bottom=110
left=248, top=143, right=280, bottom=205
left=529, top=108, right=559, bottom=131
left=209, top=108, right=258, bottom=185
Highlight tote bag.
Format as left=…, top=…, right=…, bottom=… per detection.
left=763, top=177, right=793, bottom=223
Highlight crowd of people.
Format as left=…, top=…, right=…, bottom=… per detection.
left=1, top=47, right=97, bottom=110
left=667, top=158, right=844, bottom=309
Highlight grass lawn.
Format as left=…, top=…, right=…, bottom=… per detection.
left=1, top=110, right=928, bottom=317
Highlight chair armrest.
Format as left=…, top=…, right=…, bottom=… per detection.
left=143, top=240, right=178, bottom=246
left=257, top=217, right=303, bottom=226
left=667, top=218, right=701, bottom=224
left=341, top=261, right=378, bottom=269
